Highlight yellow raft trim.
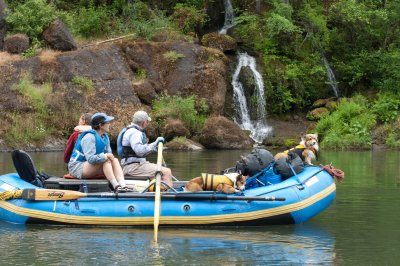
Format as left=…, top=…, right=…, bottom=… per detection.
left=0, top=183, right=336, bottom=225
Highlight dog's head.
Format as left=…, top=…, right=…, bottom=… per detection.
left=235, top=174, right=247, bottom=191
left=302, top=133, right=319, bottom=150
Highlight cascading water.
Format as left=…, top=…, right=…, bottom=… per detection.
left=322, top=54, right=339, bottom=98
left=219, top=0, right=272, bottom=143
left=231, top=53, right=272, bottom=143
left=219, top=0, right=234, bottom=34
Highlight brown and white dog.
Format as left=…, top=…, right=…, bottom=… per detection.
left=275, top=133, right=319, bottom=165
left=184, top=173, right=247, bottom=194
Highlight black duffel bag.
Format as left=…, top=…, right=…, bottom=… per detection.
left=274, top=152, right=304, bottom=180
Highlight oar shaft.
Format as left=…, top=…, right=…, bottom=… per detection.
left=153, top=142, right=163, bottom=243
left=85, top=193, right=285, bottom=201
left=21, top=189, right=285, bottom=202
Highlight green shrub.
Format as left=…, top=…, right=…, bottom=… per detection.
left=135, top=68, right=147, bottom=81
left=7, top=73, right=53, bottom=145
left=5, top=0, right=60, bottom=42
left=12, top=73, right=52, bottom=113
left=372, top=92, right=400, bottom=123
left=69, top=4, right=109, bottom=37
left=385, top=133, right=400, bottom=149
left=72, top=76, right=94, bottom=92
left=315, top=95, right=376, bottom=149
left=118, top=1, right=177, bottom=39
left=171, top=3, right=208, bottom=34
left=152, top=94, right=208, bottom=134
left=163, top=51, right=185, bottom=62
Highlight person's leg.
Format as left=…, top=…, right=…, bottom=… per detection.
left=101, top=160, right=120, bottom=189
left=110, top=158, right=126, bottom=187
left=82, top=162, right=103, bottom=178
left=161, top=167, right=173, bottom=187
left=122, top=162, right=173, bottom=188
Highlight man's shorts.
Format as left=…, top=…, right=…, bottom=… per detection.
left=122, top=161, right=165, bottom=178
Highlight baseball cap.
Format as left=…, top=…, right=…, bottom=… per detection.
left=91, top=112, right=114, bottom=126
left=132, top=111, right=151, bottom=123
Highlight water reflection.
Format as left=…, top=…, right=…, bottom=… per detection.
left=0, top=222, right=335, bottom=265
left=2, top=150, right=400, bottom=264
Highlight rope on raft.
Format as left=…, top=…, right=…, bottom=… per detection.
left=0, top=190, right=23, bottom=201
left=322, top=164, right=345, bottom=182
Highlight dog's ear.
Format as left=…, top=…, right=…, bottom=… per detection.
left=240, top=155, right=247, bottom=163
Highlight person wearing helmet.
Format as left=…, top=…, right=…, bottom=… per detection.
left=68, top=112, right=130, bottom=192
left=117, top=110, right=173, bottom=187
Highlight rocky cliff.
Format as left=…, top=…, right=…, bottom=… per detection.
left=0, top=38, right=256, bottom=150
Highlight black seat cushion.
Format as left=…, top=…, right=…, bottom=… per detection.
left=11, top=150, right=38, bottom=183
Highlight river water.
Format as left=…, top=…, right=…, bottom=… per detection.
left=1, top=149, right=400, bottom=265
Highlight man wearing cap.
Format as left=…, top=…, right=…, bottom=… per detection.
left=68, top=112, right=130, bottom=192
left=119, top=111, right=173, bottom=187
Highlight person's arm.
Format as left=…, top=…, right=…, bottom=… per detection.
left=74, top=125, right=92, bottom=133
left=129, top=131, right=156, bottom=157
left=81, top=134, right=107, bottom=165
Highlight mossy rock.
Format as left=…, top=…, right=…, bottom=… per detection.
left=325, top=100, right=338, bottom=111
left=307, top=107, right=329, bottom=121
left=201, top=32, right=237, bottom=52
left=283, top=138, right=298, bottom=148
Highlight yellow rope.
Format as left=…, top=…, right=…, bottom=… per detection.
left=0, top=190, right=23, bottom=201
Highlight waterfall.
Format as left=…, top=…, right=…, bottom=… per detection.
left=219, top=0, right=272, bottom=143
left=256, top=0, right=261, bottom=12
left=322, top=55, right=339, bottom=98
left=219, top=0, right=234, bottom=34
left=232, top=52, right=272, bottom=143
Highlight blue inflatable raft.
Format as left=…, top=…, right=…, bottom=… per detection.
left=0, top=165, right=336, bottom=226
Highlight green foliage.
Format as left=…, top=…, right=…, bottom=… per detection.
left=315, top=95, right=376, bottom=149
left=163, top=51, right=185, bottom=62
left=21, top=46, right=38, bottom=58
left=12, top=73, right=52, bottom=113
left=69, top=4, right=109, bottom=37
left=7, top=73, right=53, bottom=145
left=71, top=76, right=94, bottom=92
left=5, top=113, right=49, bottom=146
left=385, top=133, right=400, bottom=149
left=171, top=3, right=208, bottom=34
left=135, top=68, right=147, bottom=81
left=372, top=92, right=400, bottom=123
left=152, top=94, right=208, bottom=134
left=5, top=0, right=60, bottom=42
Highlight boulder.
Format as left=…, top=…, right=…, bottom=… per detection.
left=42, top=18, right=77, bottom=51
left=238, top=66, right=256, bottom=97
left=0, top=0, right=7, bottom=50
left=162, top=118, right=190, bottom=141
left=4, top=33, right=29, bottom=54
left=122, top=41, right=228, bottom=115
left=199, top=116, right=253, bottom=149
left=201, top=32, right=237, bottom=52
left=165, top=137, right=203, bottom=150
left=133, top=80, right=157, bottom=105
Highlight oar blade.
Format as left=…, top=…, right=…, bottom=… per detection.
left=22, top=189, right=86, bottom=201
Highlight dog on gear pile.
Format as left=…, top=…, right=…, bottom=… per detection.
left=274, top=133, right=319, bottom=165
left=184, top=173, right=247, bottom=194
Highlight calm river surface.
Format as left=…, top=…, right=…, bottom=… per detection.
left=1, top=149, right=400, bottom=265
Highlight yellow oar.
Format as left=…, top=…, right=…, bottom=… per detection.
left=153, top=142, right=163, bottom=243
